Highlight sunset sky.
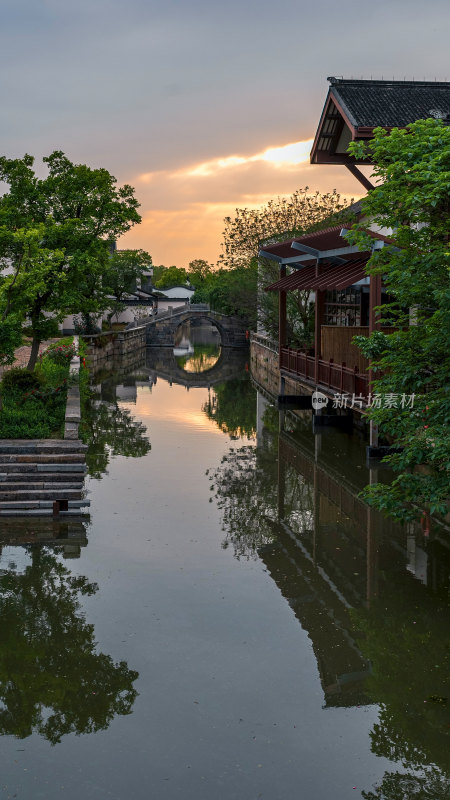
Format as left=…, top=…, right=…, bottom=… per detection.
left=1, top=0, right=449, bottom=266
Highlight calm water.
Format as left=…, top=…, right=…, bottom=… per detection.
left=0, top=347, right=449, bottom=800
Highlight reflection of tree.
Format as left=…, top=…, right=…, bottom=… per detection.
left=354, top=577, right=450, bottom=799
left=202, top=377, right=257, bottom=439
left=80, top=395, right=151, bottom=478
left=362, top=766, right=450, bottom=800
left=210, top=445, right=277, bottom=559
left=0, top=547, right=139, bottom=745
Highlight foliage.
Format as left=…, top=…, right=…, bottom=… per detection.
left=219, top=187, right=353, bottom=269
left=154, top=265, right=187, bottom=289
left=0, top=340, right=72, bottom=437
left=218, top=188, right=353, bottom=342
left=191, top=262, right=258, bottom=326
left=202, top=376, right=257, bottom=439
left=0, top=315, right=23, bottom=367
left=346, top=119, right=450, bottom=521
left=103, top=248, right=152, bottom=322
left=0, top=546, right=138, bottom=744
left=0, top=151, right=141, bottom=369
left=1, top=367, right=42, bottom=394
left=73, top=312, right=101, bottom=335
left=187, top=259, right=214, bottom=289
left=42, top=338, right=77, bottom=365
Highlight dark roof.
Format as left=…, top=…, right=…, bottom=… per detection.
left=311, top=78, right=450, bottom=167
left=259, top=225, right=391, bottom=264
left=328, top=78, right=450, bottom=129
left=265, top=257, right=369, bottom=293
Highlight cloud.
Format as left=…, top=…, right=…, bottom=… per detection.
left=139, top=139, right=314, bottom=183
left=121, top=146, right=363, bottom=267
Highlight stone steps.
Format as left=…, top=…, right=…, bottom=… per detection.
left=0, top=488, right=83, bottom=501
left=0, top=454, right=86, bottom=464
left=0, top=439, right=89, bottom=514
left=0, top=508, right=89, bottom=517
left=0, top=480, right=84, bottom=490
left=0, top=439, right=87, bottom=455
left=0, top=472, right=85, bottom=482
left=0, top=463, right=86, bottom=473
left=0, top=499, right=89, bottom=510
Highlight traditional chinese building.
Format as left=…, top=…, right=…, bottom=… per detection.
left=261, top=78, right=450, bottom=416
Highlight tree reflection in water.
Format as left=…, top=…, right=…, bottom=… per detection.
left=202, top=377, right=257, bottom=440
left=210, top=397, right=450, bottom=797
left=0, top=547, right=139, bottom=745
left=80, top=389, right=151, bottom=478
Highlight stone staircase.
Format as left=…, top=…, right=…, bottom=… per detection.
left=0, top=440, right=90, bottom=516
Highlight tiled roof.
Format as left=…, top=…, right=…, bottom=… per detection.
left=329, top=78, right=450, bottom=129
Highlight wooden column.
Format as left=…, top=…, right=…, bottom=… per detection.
left=368, top=273, right=382, bottom=446
left=369, top=273, right=382, bottom=334
left=314, top=289, right=325, bottom=385
left=278, top=265, right=287, bottom=367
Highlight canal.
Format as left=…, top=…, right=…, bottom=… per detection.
left=1, top=333, right=449, bottom=799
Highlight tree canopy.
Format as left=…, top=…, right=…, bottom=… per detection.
left=0, top=151, right=141, bottom=369
left=347, top=118, right=450, bottom=521
left=154, top=265, right=188, bottom=289
left=219, top=187, right=352, bottom=269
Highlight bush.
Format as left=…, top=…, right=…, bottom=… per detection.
left=1, top=368, right=42, bottom=395
left=42, top=339, right=76, bottom=366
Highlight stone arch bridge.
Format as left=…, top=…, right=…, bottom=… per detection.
left=145, top=305, right=248, bottom=348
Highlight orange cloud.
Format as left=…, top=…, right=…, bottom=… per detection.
left=121, top=141, right=365, bottom=265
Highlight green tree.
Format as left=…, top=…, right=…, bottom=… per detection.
left=191, top=263, right=258, bottom=326
left=103, top=248, right=152, bottom=323
left=0, top=546, right=139, bottom=744
left=0, top=151, right=141, bottom=370
left=154, top=265, right=187, bottom=289
left=220, top=187, right=352, bottom=269
left=219, top=188, right=353, bottom=343
left=347, top=119, right=450, bottom=521
left=187, top=258, right=214, bottom=289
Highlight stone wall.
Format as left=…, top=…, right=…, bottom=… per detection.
left=250, top=334, right=314, bottom=399
left=83, top=325, right=147, bottom=371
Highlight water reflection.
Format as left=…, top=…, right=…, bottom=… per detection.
left=174, top=320, right=221, bottom=373
left=211, top=392, right=450, bottom=795
left=0, top=526, right=139, bottom=745
left=202, top=376, right=257, bottom=439
left=80, top=375, right=151, bottom=478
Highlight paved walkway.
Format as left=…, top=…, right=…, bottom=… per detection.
left=0, top=339, right=60, bottom=376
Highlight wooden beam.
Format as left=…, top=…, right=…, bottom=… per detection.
left=345, top=163, right=375, bottom=192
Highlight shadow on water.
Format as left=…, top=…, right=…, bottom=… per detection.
left=0, top=521, right=139, bottom=745
left=210, top=389, right=450, bottom=799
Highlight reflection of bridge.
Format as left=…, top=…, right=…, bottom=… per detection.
left=146, top=305, right=248, bottom=348
left=144, top=347, right=249, bottom=388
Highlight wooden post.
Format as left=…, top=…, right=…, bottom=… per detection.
left=314, top=289, right=325, bottom=384
left=369, top=273, right=382, bottom=446
left=279, top=265, right=287, bottom=368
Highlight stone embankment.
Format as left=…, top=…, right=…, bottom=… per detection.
left=0, top=439, right=89, bottom=516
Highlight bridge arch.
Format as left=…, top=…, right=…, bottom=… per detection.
left=146, top=306, right=248, bottom=349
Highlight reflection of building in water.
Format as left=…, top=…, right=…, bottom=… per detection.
left=229, top=393, right=450, bottom=710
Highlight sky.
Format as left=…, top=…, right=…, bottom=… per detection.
left=1, top=0, right=449, bottom=266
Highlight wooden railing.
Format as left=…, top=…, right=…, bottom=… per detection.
left=280, top=347, right=369, bottom=399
